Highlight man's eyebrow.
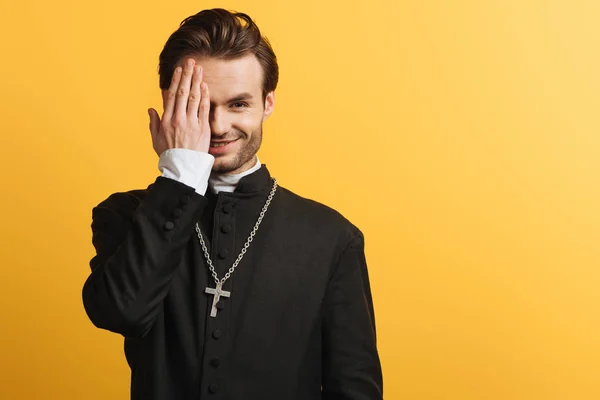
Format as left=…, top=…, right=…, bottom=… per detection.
left=224, top=92, right=254, bottom=103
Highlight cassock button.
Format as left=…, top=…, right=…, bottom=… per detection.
left=221, top=224, right=232, bottom=234
left=212, top=329, right=222, bottom=339
left=223, top=204, right=233, bottom=214
left=164, top=221, right=175, bottom=230
left=210, top=357, right=221, bottom=367
left=209, top=383, right=220, bottom=393
left=218, top=249, right=229, bottom=259
left=216, top=301, right=225, bottom=311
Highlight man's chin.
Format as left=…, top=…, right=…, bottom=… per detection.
left=212, top=154, right=258, bottom=175
left=212, top=157, right=241, bottom=174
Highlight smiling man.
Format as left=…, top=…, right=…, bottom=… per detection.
left=82, top=8, right=383, bottom=400
left=189, top=55, right=266, bottom=175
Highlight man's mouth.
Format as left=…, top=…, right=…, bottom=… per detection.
left=210, top=139, right=238, bottom=148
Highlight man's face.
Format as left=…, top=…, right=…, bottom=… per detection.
left=162, top=54, right=275, bottom=175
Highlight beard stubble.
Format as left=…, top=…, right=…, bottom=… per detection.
left=211, top=123, right=263, bottom=174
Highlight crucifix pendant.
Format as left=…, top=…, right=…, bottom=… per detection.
left=205, top=281, right=231, bottom=318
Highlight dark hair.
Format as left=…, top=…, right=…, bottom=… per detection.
left=158, top=8, right=279, bottom=102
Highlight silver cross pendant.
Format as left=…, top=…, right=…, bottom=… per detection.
left=205, top=281, right=231, bottom=317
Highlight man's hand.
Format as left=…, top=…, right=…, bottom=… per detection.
left=148, top=58, right=211, bottom=156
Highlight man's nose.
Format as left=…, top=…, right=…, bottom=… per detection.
left=210, top=108, right=231, bottom=136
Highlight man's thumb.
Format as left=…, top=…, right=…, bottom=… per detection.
left=148, top=108, right=157, bottom=137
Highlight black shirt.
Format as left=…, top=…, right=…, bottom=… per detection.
left=82, top=165, right=383, bottom=399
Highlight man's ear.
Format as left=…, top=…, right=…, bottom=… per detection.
left=263, top=91, right=275, bottom=120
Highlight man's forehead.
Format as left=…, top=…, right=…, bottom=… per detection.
left=191, top=55, right=262, bottom=92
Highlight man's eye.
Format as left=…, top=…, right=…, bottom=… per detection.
left=232, top=102, right=248, bottom=108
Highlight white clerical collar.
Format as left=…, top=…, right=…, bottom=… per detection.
left=208, top=156, right=262, bottom=194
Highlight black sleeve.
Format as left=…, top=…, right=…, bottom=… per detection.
left=321, top=228, right=384, bottom=400
left=82, top=177, right=208, bottom=338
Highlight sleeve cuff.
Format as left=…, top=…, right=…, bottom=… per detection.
left=158, top=148, right=215, bottom=195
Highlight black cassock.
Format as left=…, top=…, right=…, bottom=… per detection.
left=82, top=164, right=383, bottom=400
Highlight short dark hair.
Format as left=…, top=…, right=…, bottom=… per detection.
left=157, top=8, right=279, bottom=102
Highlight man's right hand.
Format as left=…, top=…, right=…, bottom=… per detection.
left=148, top=58, right=211, bottom=156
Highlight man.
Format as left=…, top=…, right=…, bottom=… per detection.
left=82, top=8, right=383, bottom=400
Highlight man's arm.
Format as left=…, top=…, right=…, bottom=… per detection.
left=83, top=56, right=213, bottom=339
left=82, top=173, right=208, bottom=339
left=322, top=228, right=384, bottom=399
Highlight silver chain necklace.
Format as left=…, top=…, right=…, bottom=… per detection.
left=195, top=178, right=278, bottom=317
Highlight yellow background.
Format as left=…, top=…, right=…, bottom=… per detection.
left=1, top=0, right=599, bottom=398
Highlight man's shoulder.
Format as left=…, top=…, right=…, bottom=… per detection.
left=276, top=185, right=363, bottom=239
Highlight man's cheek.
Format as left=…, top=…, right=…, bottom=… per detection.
left=239, top=112, right=259, bottom=127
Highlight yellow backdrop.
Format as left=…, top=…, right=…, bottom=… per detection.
left=1, top=0, right=599, bottom=399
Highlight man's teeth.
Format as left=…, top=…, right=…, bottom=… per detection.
left=211, top=142, right=229, bottom=147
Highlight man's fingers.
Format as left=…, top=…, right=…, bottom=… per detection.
left=199, top=82, right=210, bottom=124
left=163, top=66, right=182, bottom=123
left=175, top=59, right=195, bottom=121
left=188, top=65, right=202, bottom=119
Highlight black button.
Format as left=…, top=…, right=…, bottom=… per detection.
left=223, top=204, right=233, bottom=214
left=209, top=383, right=220, bottom=393
left=212, top=329, right=222, bottom=339
left=172, top=208, right=183, bottom=218
left=216, top=301, right=225, bottom=311
left=218, top=249, right=228, bottom=259
left=221, top=224, right=232, bottom=234
left=164, top=221, right=175, bottom=230
left=180, top=194, right=191, bottom=204
left=210, top=357, right=221, bottom=367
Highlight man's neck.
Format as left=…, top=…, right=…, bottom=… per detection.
left=208, top=156, right=261, bottom=194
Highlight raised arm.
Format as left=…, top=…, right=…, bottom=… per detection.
left=82, top=57, right=213, bottom=338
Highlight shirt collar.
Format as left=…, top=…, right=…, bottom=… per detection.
left=208, top=156, right=273, bottom=195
